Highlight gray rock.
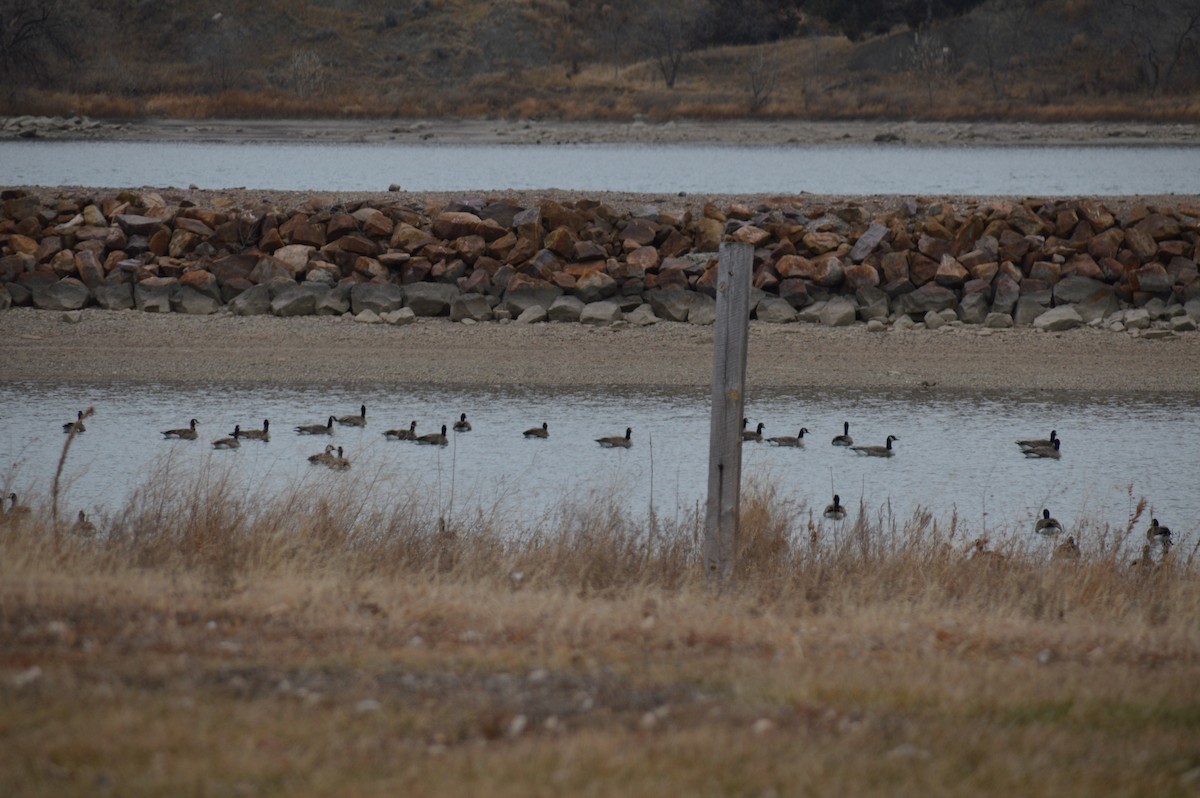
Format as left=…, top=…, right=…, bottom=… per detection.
left=625, top=304, right=658, bottom=326
left=272, top=286, right=320, bottom=317
left=350, top=283, right=405, bottom=315
left=1185, top=298, right=1200, bottom=320
left=924, top=310, right=947, bottom=330
left=32, top=278, right=89, bottom=311
left=757, top=297, right=799, bottom=324
left=866, top=319, right=887, bottom=332
left=134, top=281, right=174, bottom=313
left=404, top=282, right=460, bottom=317
left=1123, top=308, right=1151, bottom=329
left=516, top=305, right=548, bottom=324
left=573, top=271, right=618, bottom=304
left=61, top=310, right=82, bottom=323
left=687, top=293, right=717, bottom=325
left=892, top=314, right=916, bottom=331
left=958, top=291, right=990, bottom=324
left=314, top=285, right=351, bottom=316
left=645, top=287, right=696, bottom=322
left=984, top=312, right=1013, bottom=329
left=1033, top=305, right=1084, bottom=331
left=93, top=283, right=133, bottom=311
left=1014, top=296, right=1048, bottom=326
left=849, top=222, right=888, bottom=262
left=580, top=300, right=623, bottom=325
left=797, top=300, right=826, bottom=324
left=381, top=307, right=416, bottom=325
left=1142, top=329, right=1175, bottom=340
left=453, top=293, right=496, bottom=322
left=0, top=283, right=10, bottom=311
left=893, top=283, right=958, bottom=317
left=228, top=283, right=270, bottom=316
left=172, top=286, right=220, bottom=315
left=855, top=286, right=890, bottom=322
left=355, top=309, right=383, bottom=324
left=1141, top=297, right=1170, bottom=319
left=501, top=283, right=562, bottom=317
left=1053, top=276, right=1108, bottom=305
left=820, top=296, right=858, bottom=327
left=991, top=275, right=1020, bottom=315
left=1172, top=315, right=1197, bottom=332
left=1075, top=284, right=1118, bottom=323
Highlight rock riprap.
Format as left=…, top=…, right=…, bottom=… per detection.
left=2, top=190, right=1198, bottom=332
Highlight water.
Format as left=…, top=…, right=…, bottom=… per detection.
left=2, top=382, right=1194, bottom=544
left=3, top=141, right=1199, bottom=195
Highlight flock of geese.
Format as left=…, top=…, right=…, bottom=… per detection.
left=1, top=408, right=1178, bottom=564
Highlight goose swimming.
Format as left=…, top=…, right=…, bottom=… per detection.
left=596, top=427, right=633, bottom=448
left=1016, top=430, right=1057, bottom=449
left=212, top=426, right=241, bottom=449
left=308, top=444, right=337, bottom=465
left=832, top=421, right=853, bottom=447
left=384, top=420, right=418, bottom=440
left=162, top=419, right=199, bottom=440
left=823, top=495, right=846, bottom=520
left=417, top=424, right=449, bottom=446
left=296, top=416, right=335, bottom=435
left=851, top=435, right=898, bottom=457
left=453, top=413, right=472, bottom=432
left=1035, top=508, right=1063, bottom=536
left=741, top=422, right=765, bottom=443
left=1147, top=518, right=1172, bottom=552
left=1022, top=439, right=1061, bottom=459
left=239, top=419, right=270, bottom=441
left=62, top=410, right=86, bottom=434
left=768, top=428, right=809, bottom=447
left=523, top=422, right=549, bottom=439
left=337, top=404, right=367, bottom=427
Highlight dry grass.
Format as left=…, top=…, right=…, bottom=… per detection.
left=2, top=460, right=1198, bottom=796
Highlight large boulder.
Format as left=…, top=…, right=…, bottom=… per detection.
left=32, top=277, right=89, bottom=310
left=546, top=295, right=585, bottom=322
left=645, top=287, right=696, bottom=322
left=452, top=293, right=495, bottom=322
left=501, top=280, right=562, bottom=317
left=314, top=285, right=351, bottom=316
left=574, top=270, right=618, bottom=304
left=1053, top=276, right=1108, bottom=305
left=958, top=291, right=990, bottom=324
left=625, top=304, right=659, bottom=326
left=856, top=286, right=890, bottom=322
left=0, top=283, right=10, bottom=311
left=171, top=286, right=221, bottom=315
left=756, top=297, right=799, bottom=324
left=892, top=283, right=958, bottom=317
left=819, top=296, right=858, bottom=327
left=134, top=277, right=176, bottom=313
left=404, top=282, right=460, bottom=316
left=849, top=222, right=888, bottom=262
left=350, top=283, right=405, bottom=315
left=1033, top=305, right=1084, bottom=331
left=228, top=284, right=270, bottom=316
left=687, top=293, right=717, bottom=325
left=271, top=284, right=319, bottom=317
left=580, top=300, right=623, bottom=325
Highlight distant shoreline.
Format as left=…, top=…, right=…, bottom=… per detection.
left=4, top=115, right=1200, bottom=147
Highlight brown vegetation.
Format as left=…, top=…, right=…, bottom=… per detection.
left=2, top=453, right=1198, bottom=796
left=2, top=0, right=1200, bottom=123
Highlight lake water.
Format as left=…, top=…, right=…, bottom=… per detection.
left=2, top=382, right=1194, bottom=549
left=2, top=141, right=1199, bottom=195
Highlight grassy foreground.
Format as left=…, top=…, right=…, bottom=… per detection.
left=1, top=463, right=1198, bottom=797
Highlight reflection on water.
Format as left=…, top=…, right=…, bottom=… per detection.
left=1, top=382, right=1195, bottom=544
left=4, top=141, right=1200, bottom=195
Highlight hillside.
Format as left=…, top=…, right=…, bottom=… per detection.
left=1, top=0, right=1198, bottom=122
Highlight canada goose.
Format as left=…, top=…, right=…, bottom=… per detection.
left=329, top=446, right=351, bottom=470
left=1022, top=438, right=1061, bottom=459
left=296, top=416, right=335, bottom=435
left=523, top=422, right=549, bottom=439
left=832, top=421, right=853, bottom=447
left=417, top=424, right=449, bottom=446
left=62, top=410, right=86, bottom=434
left=72, top=510, right=97, bottom=537
left=741, top=422, right=765, bottom=443
left=5, top=493, right=31, bottom=518
left=1131, top=543, right=1155, bottom=571
left=239, top=419, right=270, bottom=441
left=384, top=420, right=418, bottom=440
left=851, top=435, right=898, bottom=457
left=212, top=426, right=241, bottom=449
left=308, top=444, right=337, bottom=464
left=768, top=427, right=809, bottom=446
left=337, top=404, right=367, bottom=427
left=1147, top=518, right=1172, bottom=551
left=596, top=427, right=633, bottom=448
left=453, top=413, right=472, bottom=432
left=1017, top=430, right=1057, bottom=449
left=1035, top=508, right=1063, bottom=536
left=823, top=495, right=846, bottom=520
left=1053, top=536, right=1081, bottom=561
left=162, top=419, right=199, bottom=440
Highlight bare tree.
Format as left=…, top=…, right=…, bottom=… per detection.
left=638, top=0, right=712, bottom=88
left=747, top=51, right=779, bottom=111
left=907, top=25, right=954, bottom=108
left=1117, top=0, right=1200, bottom=93
left=973, top=0, right=1034, bottom=100
left=0, top=0, right=76, bottom=85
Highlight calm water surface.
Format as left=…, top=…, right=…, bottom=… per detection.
left=2, top=382, right=1194, bottom=546
left=3, top=141, right=1199, bottom=194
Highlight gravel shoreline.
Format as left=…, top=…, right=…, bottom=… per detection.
left=2, top=306, right=1197, bottom=394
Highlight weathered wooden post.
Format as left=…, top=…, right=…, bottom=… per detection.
left=703, top=242, right=753, bottom=588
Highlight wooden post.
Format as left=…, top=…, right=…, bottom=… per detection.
left=704, top=242, right=752, bottom=588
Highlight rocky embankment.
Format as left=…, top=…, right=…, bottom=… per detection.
left=2, top=188, right=1198, bottom=336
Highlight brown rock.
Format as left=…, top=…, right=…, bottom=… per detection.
left=909, top=254, right=938, bottom=287
left=620, top=218, right=659, bottom=247
left=802, top=231, right=842, bottom=254
left=249, top=257, right=292, bottom=284
left=147, top=228, right=170, bottom=257
left=935, top=255, right=968, bottom=288
left=1063, top=254, right=1102, bottom=279
left=1123, top=227, right=1157, bottom=261
left=775, top=254, right=815, bottom=280
left=843, top=263, right=879, bottom=291
left=48, top=250, right=76, bottom=278
left=8, top=233, right=38, bottom=256
left=544, top=227, right=575, bottom=258
left=390, top=223, right=435, bottom=252
left=626, top=246, right=660, bottom=273
left=880, top=251, right=909, bottom=283
left=75, top=250, right=104, bottom=287
left=1087, top=228, right=1124, bottom=261
left=1135, top=213, right=1181, bottom=241
left=175, top=216, right=214, bottom=238
left=969, top=261, right=999, bottom=283
left=694, top=217, right=724, bottom=252
left=732, top=225, right=770, bottom=247
left=353, top=207, right=394, bottom=238
left=168, top=229, right=199, bottom=258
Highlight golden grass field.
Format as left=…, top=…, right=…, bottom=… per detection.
left=2, top=434, right=1198, bottom=796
